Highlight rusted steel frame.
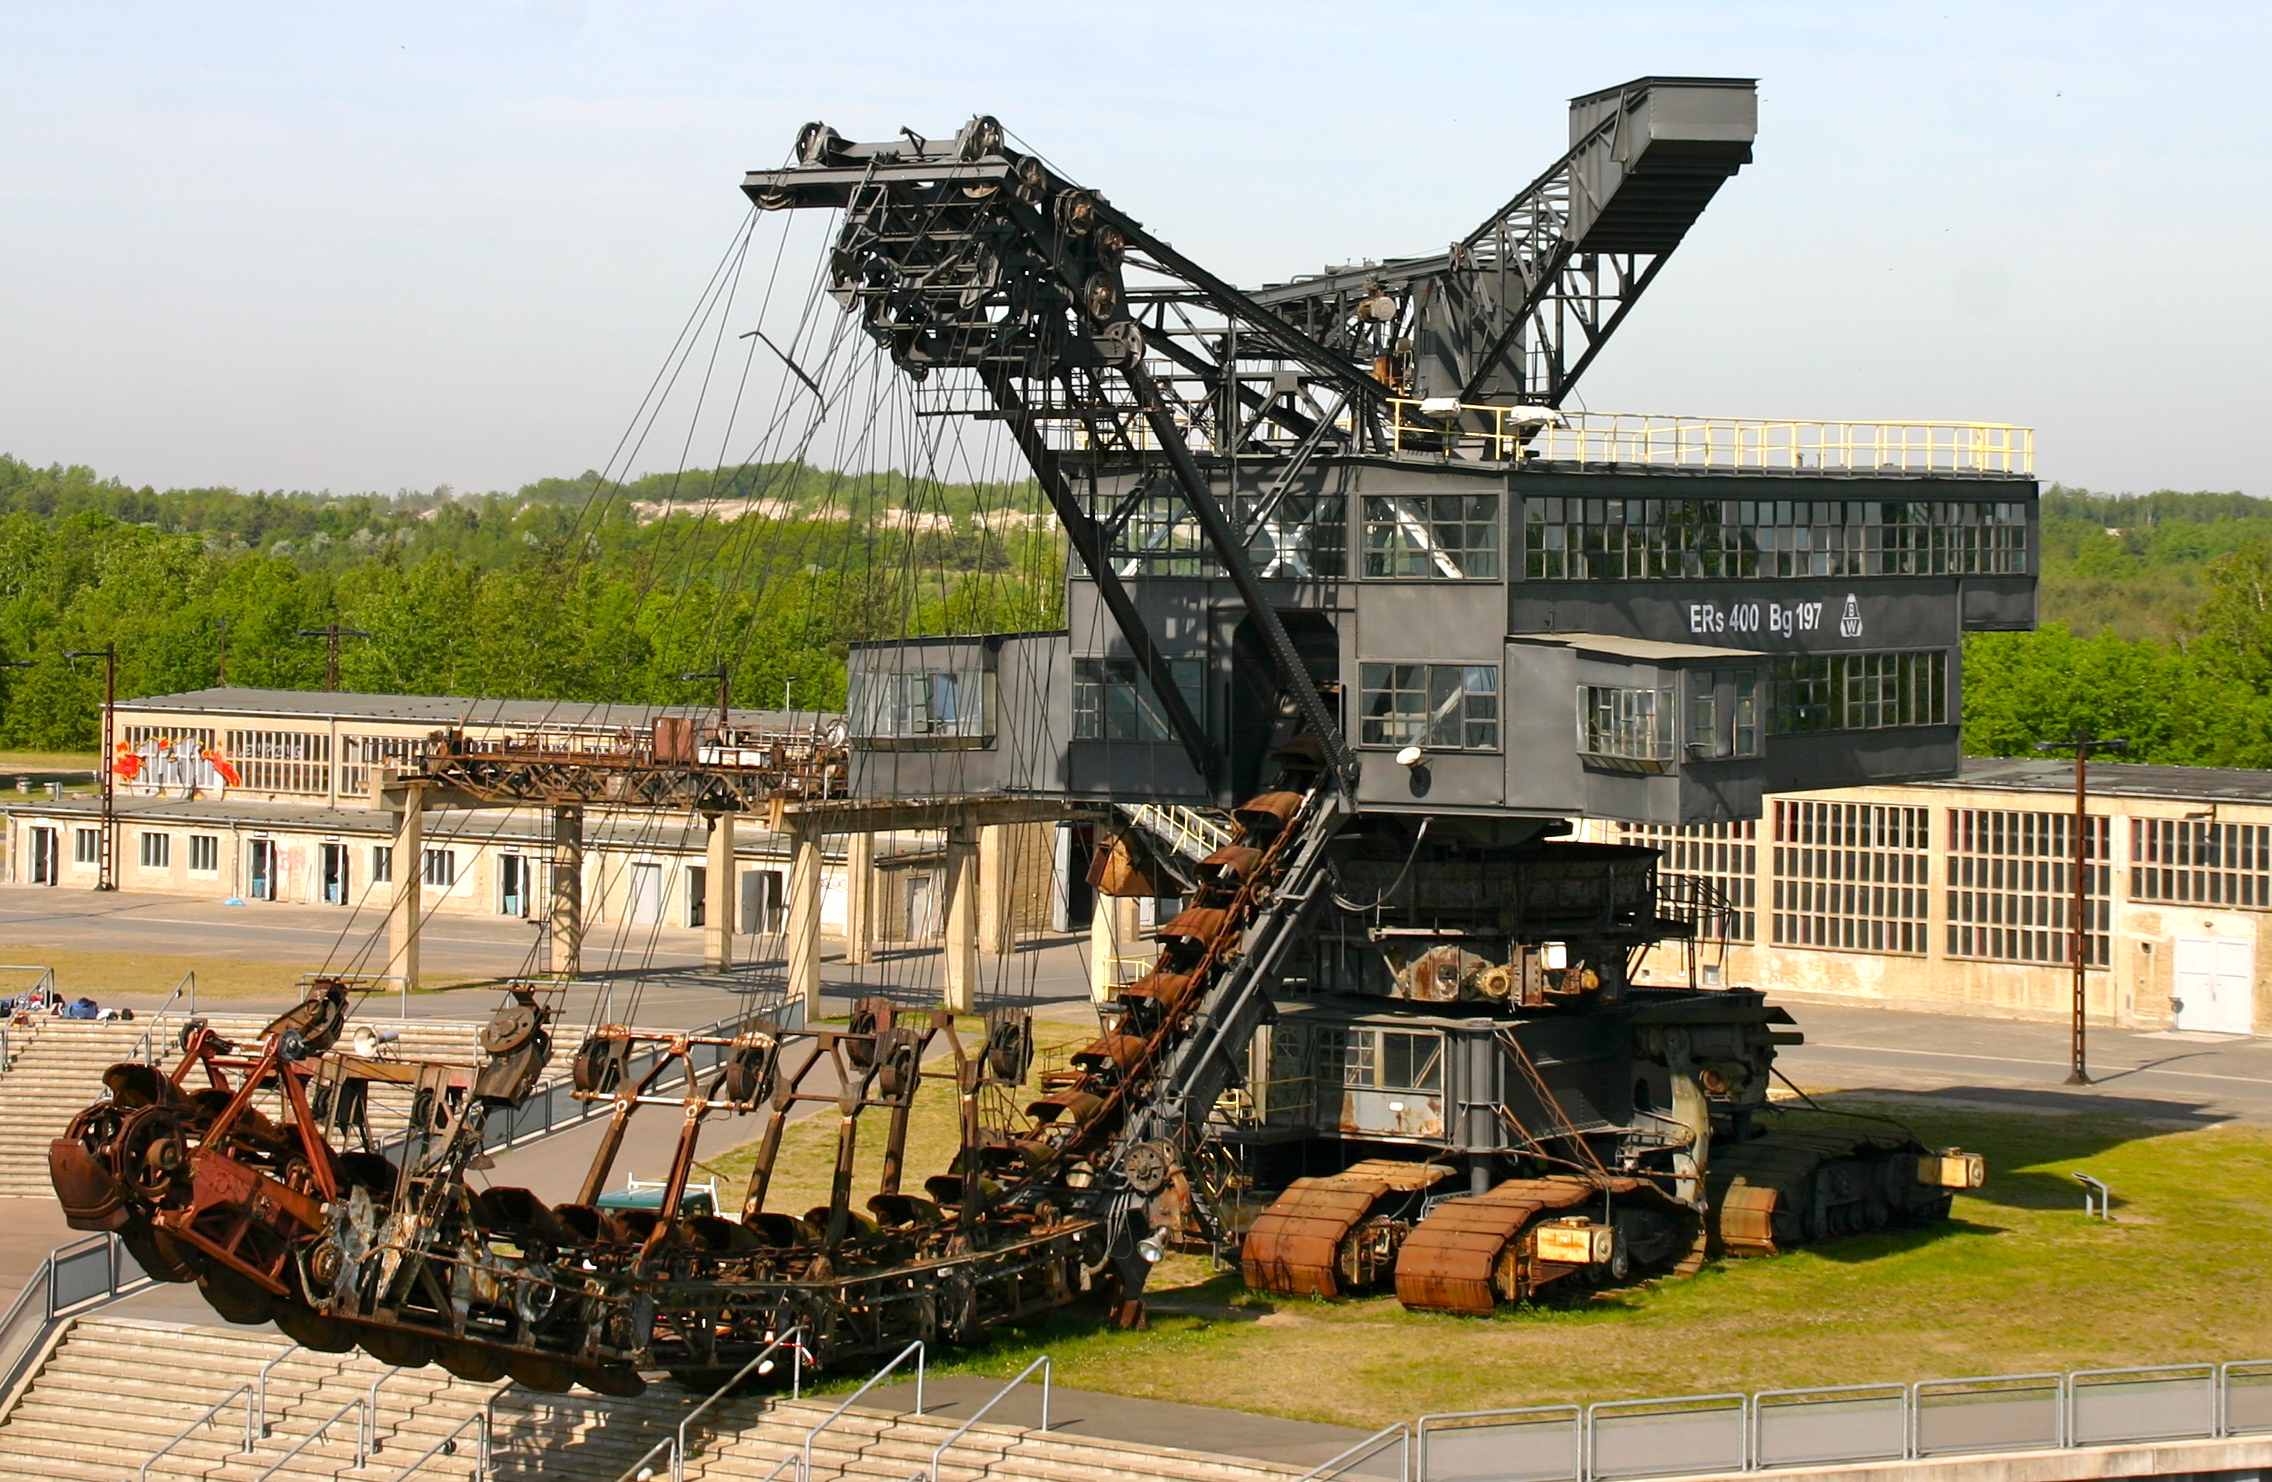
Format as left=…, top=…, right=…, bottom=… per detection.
left=574, top=1050, right=685, bottom=1205
left=877, top=1013, right=946, bottom=1197
left=642, top=1051, right=738, bottom=1267
left=1493, top=1028, right=1612, bottom=1183
left=1053, top=789, right=1317, bottom=1168
left=822, top=1038, right=875, bottom=1252
left=739, top=1039, right=828, bottom=1220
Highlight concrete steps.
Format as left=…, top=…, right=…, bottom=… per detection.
left=0, top=1317, right=1310, bottom=1482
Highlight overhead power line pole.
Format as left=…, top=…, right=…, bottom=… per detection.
left=296, top=625, right=371, bottom=692
left=63, top=644, right=117, bottom=892
left=2035, top=727, right=2128, bottom=1085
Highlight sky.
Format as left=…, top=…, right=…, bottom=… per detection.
left=2, top=1, right=2267, bottom=498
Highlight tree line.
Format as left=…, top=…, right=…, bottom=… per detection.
left=7, top=454, right=2272, bottom=769
left=0, top=455, right=1061, bottom=750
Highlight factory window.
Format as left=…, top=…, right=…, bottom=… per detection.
left=1771, top=801, right=1930, bottom=954
left=1329, top=1028, right=1443, bottom=1092
left=223, top=729, right=332, bottom=794
left=1521, top=497, right=2028, bottom=580
left=340, top=735, right=430, bottom=799
left=1687, top=668, right=1761, bottom=759
left=1947, top=808, right=2109, bottom=967
left=187, top=835, right=218, bottom=873
left=1109, top=493, right=1211, bottom=577
left=371, top=846, right=392, bottom=884
left=846, top=666, right=995, bottom=745
left=423, top=848, right=456, bottom=888
left=2131, top=819, right=2272, bottom=908
left=1620, top=821, right=1758, bottom=943
left=1361, top=494, right=1500, bottom=578
left=1771, top=650, right=1948, bottom=734
left=1073, top=658, right=1205, bottom=742
left=1359, top=664, right=1500, bottom=751
left=73, top=828, right=98, bottom=864
left=1576, top=684, right=1673, bottom=765
left=138, top=832, right=171, bottom=869
left=1238, top=491, right=1347, bottom=578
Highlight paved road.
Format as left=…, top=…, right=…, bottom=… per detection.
left=1775, top=998, right=2272, bottom=1125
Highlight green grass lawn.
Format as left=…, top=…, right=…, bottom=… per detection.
left=696, top=1019, right=2272, bottom=1427
left=0, top=750, right=98, bottom=772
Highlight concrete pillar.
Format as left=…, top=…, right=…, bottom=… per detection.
left=1088, top=893, right=1144, bottom=1002
left=942, top=824, right=980, bottom=1012
left=549, top=806, right=583, bottom=977
left=977, top=824, right=1017, bottom=957
left=843, top=832, right=877, bottom=966
left=385, top=785, right=424, bottom=994
left=788, top=815, right=825, bottom=1020
left=705, top=811, right=735, bottom=970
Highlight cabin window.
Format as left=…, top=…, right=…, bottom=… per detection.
left=1359, top=664, right=1499, bottom=751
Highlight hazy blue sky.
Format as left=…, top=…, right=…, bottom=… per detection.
left=3, top=2, right=2266, bottom=496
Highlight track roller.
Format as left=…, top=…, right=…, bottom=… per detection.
left=1710, top=1129, right=1984, bottom=1255
left=1242, top=1160, right=1451, bottom=1298
left=1393, top=1175, right=1698, bottom=1315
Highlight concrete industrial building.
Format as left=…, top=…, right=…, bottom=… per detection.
left=1605, top=756, right=2272, bottom=1036
left=0, top=687, right=1063, bottom=1002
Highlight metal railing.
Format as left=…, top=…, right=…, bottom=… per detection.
left=1120, top=802, right=1233, bottom=863
left=386, top=1410, right=491, bottom=1482
left=923, top=1354, right=1052, bottom=1482
left=364, top=1363, right=406, bottom=1456
left=251, top=1341, right=305, bottom=1441
left=0, top=964, right=56, bottom=1070
left=137, top=1382, right=258, bottom=1481
left=0, top=1232, right=155, bottom=1401
left=1300, top=1422, right=1411, bottom=1481
left=801, top=1340, right=925, bottom=1482
left=1411, top=1362, right=2272, bottom=1482
left=251, top=1394, right=368, bottom=1481
left=1386, top=401, right=2034, bottom=477
left=610, top=1329, right=804, bottom=1482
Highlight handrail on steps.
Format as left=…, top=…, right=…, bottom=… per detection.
left=611, top=1327, right=805, bottom=1482
left=251, top=1395, right=367, bottom=1482
left=251, top=1341, right=303, bottom=1440
left=1296, top=1421, right=1411, bottom=1482
left=385, top=1409, right=491, bottom=1482
left=801, top=1340, right=926, bottom=1482
left=926, top=1354, right=1052, bottom=1481
left=136, top=1381, right=257, bottom=1481
left=140, top=969, right=195, bottom=1065
left=364, top=1363, right=405, bottom=1456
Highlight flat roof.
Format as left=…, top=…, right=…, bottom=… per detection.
left=1508, top=632, right=1769, bottom=662
left=118, top=687, right=839, bottom=731
left=1931, top=756, right=2272, bottom=806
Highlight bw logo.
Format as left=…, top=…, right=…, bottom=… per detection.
left=1839, top=593, right=1863, bottom=638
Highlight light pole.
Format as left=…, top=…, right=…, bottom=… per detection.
left=296, top=625, right=370, bottom=692
left=63, top=644, right=117, bottom=892
left=212, top=617, right=230, bottom=686
left=681, top=664, right=732, bottom=735
left=2034, top=728, right=2128, bottom=1085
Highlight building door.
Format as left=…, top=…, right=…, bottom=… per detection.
left=905, top=872, right=939, bottom=941
left=2174, top=935, right=2255, bottom=1034
left=685, top=865, right=707, bottom=929
left=248, top=839, right=277, bottom=901
left=628, top=862, right=664, bottom=926
left=320, top=843, right=349, bottom=905
left=739, top=870, right=783, bottom=934
left=28, top=828, right=57, bottom=886
left=498, top=854, right=527, bottom=917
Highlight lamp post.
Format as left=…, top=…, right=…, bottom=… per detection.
left=63, top=645, right=117, bottom=892
left=295, top=625, right=370, bottom=692
left=2034, top=728, right=2128, bottom=1085
left=212, top=617, right=230, bottom=686
left=681, top=665, right=732, bottom=735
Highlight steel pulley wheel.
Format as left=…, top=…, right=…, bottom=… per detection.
left=1095, top=223, right=1126, bottom=270
left=1081, top=273, right=1119, bottom=323
left=572, top=1034, right=631, bottom=1094
left=873, top=1026, right=923, bottom=1101
left=723, top=1036, right=778, bottom=1106
left=983, top=1008, right=1033, bottom=1086
left=1012, top=155, right=1047, bottom=202
left=483, top=1001, right=540, bottom=1056
left=1120, top=1141, right=1175, bottom=1197
left=112, top=1105, right=188, bottom=1203
left=846, top=998, right=895, bottom=1069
